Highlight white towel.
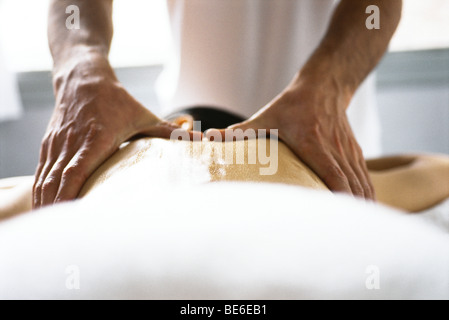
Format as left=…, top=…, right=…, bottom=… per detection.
left=1, top=183, right=448, bottom=299
left=419, top=198, right=449, bottom=232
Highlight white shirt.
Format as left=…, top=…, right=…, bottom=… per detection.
left=157, top=0, right=381, bottom=157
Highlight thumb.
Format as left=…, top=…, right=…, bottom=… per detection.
left=204, top=122, right=253, bottom=142
left=131, top=106, right=191, bottom=140
left=204, top=128, right=226, bottom=142
left=204, top=120, right=279, bottom=142
left=140, top=121, right=202, bottom=141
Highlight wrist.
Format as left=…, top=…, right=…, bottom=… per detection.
left=290, top=49, right=358, bottom=109
left=287, top=69, right=353, bottom=111
left=52, top=46, right=116, bottom=93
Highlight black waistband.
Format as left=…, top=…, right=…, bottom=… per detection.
left=165, top=106, right=246, bottom=132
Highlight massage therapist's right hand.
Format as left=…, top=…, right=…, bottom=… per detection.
left=33, top=57, right=184, bottom=209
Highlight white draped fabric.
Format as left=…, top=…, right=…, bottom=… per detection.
left=157, top=0, right=382, bottom=157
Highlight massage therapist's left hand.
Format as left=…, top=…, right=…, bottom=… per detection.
left=205, top=0, right=403, bottom=200
left=206, top=75, right=376, bottom=200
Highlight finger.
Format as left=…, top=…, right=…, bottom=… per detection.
left=33, top=140, right=49, bottom=209
left=204, top=123, right=256, bottom=142
left=333, top=154, right=365, bottom=198
left=357, top=157, right=377, bottom=201
left=39, top=129, right=80, bottom=207
left=330, top=127, right=369, bottom=199
left=345, top=140, right=376, bottom=200
left=40, top=148, right=76, bottom=206
left=352, top=143, right=376, bottom=201
left=55, top=134, right=116, bottom=203
left=128, top=107, right=193, bottom=140
left=141, top=121, right=201, bottom=141
left=295, top=144, right=352, bottom=195
left=34, top=138, right=61, bottom=209
left=35, top=161, right=55, bottom=208
left=55, top=148, right=113, bottom=203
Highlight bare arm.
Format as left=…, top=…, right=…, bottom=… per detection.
left=299, top=0, right=403, bottom=103
left=35, top=0, right=186, bottom=208
left=212, top=0, right=402, bottom=200
left=48, top=0, right=113, bottom=71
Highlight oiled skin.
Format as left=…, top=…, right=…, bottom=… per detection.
left=1, top=138, right=449, bottom=221
left=79, top=138, right=328, bottom=198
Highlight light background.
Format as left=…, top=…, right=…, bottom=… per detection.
left=0, top=0, right=448, bottom=178
left=0, top=0, right=448, bottom=72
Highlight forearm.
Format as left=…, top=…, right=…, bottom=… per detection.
left=48, top=0, right=115, bottom=86
left=240, top=2, right=400, bottom=199
left=293, top=0, right=402, bottom=106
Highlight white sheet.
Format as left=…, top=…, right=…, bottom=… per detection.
left=0, top=182, right=448, bottom=300
left=419, top=198, right=449, bottom=232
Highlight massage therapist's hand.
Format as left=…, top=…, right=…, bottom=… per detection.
left=205, top=0, right=403, bottom=200
left=33, top=54, right=186, bottom=209
left=207, top=75, right=376, bottom=200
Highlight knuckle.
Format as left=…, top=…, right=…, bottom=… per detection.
left=42, top=178, right=57, bottom=192
left=309, top=123, right=321, bottom=137
left=52, top=160, right=67, bottom=173
left=326, top=166, right=346, bottom=180
left=367, top=183, right=376, bottom=198
left=87, top=121, right=104, bottom=134
left=323, top=166, right=349, bottom=187
left=33, top=182, right=42, bottom=194
left=62, top=165, right=87, bottom=182
left=352, top=182, right=365, bottom=196
left=65, top=129, right=79, bottom=146
left=362, top=181, right=372, bottom=192
left=42, top=131, right=53, bottom=143
left=62, top=165, right=78, bottom=177
left=39, top=137, right=51, bottom=155
left=85, top=122, right=109, bottom=143
left=34, top=177, right=45, bottom=191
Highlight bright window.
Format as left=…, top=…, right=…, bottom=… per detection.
left=389, top=0, right=449, bottom=51
left=0, top=0, right=448, bottom=72
left=0, top=0, right=172, bottom=71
